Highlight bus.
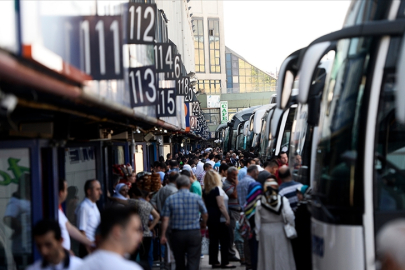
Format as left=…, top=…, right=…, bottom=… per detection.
left=277, top=0, right=405, bottom=269
left=258, top=92, right=297, bottom=164
left=249, top=104, right=274, bottom=154
left=222, top=106, right=260, bottom=152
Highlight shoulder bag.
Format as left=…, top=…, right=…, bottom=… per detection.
left=282, top=202, right=297, bottom=239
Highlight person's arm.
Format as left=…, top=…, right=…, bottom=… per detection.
left=201, top=213, right=208, bottom=228
left=108, top=196, right=130, bottom=206
left=66, top=221, right=93, bottom=247
left=216, top=194, right=230, bottom=226
left=254, top=201, right=261, bottom=241
left=160, top=217, right=169, bottom=245
left=283, top=197, right=295, bottom=226
left=148, top=208, right=160, bottom=231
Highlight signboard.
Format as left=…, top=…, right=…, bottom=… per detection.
left=177, top=76, right=190, bottom=96
left=34, top=15, right=124, bottom=80
left=156, top=88, right=176, bottom=117
left=207, top=95, right=221, bottom=108
left=154, top=43, right=175, bottom=77
left=220, top=101, right=228, bottom=124
left=128, top=66, right=158, bottom=107
left=127, top=3, right=156, bottom=44
left=82, top=16, right=124, bottom=80
left=190, top=116, right=198, bottom=130
left=190, top=101, right=201, bottom=116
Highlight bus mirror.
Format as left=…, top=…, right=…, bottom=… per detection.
left=276, top=49, right=302, bottom=110
left=396, top=37, right=405, bottom=124
left=298, top=42, right=333, bottom=104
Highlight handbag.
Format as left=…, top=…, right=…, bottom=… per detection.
left=282, top=203, right=297, bottom=239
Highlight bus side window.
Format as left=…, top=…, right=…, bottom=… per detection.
left=375, top=73, right=405, bottom=211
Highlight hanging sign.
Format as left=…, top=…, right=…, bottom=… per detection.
left=156, top=88, right=176, bottom=117
left=82, top=16, right=124, bottom=80
left=127, top=3, right=156, bottom=44
left=176, top=76, right=190, bottom=96
left=154, top=43, right=176, bottom=77
left=220, top=101, right=228, bottom=124
left=190, top=116, right=199, bottom=130
left=128, top=65, right=158, bottom=107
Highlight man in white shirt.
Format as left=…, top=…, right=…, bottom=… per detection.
left=58, top=179, right=93, bottom=253
left=75, top=179, right=102, bottom=258
left=206, top=153, right=215, bottom=167
left=194, top=157, right=204, bottom=182
left=77, top=207, right=143, bottom=270
left=27, top=219, right=83, bottom=270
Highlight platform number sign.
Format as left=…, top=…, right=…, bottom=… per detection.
left=190, top=116, right=198, bottom=130
left=172, top=54, right=182, bottom=79
left=156, top=88, right=176, bottom=117
left=177, top=76, right=190, bottom=97
left=191, top=101, right=200, bottom=115
left=154, top=43, right=175, bottom=75
left=128, top=66, right=158, bottom=107
left=127, top=3, right=156, bottom=44
left=80, top=16, right=123, bottom=80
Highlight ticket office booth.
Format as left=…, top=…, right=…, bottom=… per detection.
left=0, top=139, right=110, bottom=270
left=0, top=139, right=60, bottom=270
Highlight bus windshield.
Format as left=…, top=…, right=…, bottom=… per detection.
left=289, top=104, right=307, bottom=172
left=314, top=37, right=374, bottom=224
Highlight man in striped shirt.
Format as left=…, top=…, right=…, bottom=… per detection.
left=278, top=165, right=302, bottom=211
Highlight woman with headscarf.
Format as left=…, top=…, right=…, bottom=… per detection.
left=244, top=181, right=262, bottom=270
left=255, top=181, right=296, bottom=270
left=113, top=183, right=129, bottom=200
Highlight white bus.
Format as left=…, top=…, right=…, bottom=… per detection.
left=277, top=0, right=405, bottom=269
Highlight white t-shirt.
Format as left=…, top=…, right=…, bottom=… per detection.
left=59, top=209, right=71, bottom=250
left=76, top=250, right=143, bottom=270
left=207, top=160, right=215, bottom=168
left=257, top=165, right=264, bottom=172
left=26, top=254, right=82, bottom=270
left=75, top=198, right=100, bottom=242
left=218, top=188, right=229, bottom=222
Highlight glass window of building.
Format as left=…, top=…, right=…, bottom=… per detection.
left=225, top=47, right=277, bottom=94
left=208, top=19, right=221, bottom=73
left=197, top=80, right=221, bottom=95
left=193, top=18, right=205, bottom=73
left=202, top=108, right=220, bottom=126
left=1, top=148, right=32, bottom=270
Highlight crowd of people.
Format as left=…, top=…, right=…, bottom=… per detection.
left=25, top=146, right=405, bottom=270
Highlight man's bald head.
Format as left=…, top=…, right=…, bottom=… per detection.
left=278, top=165, right=291, bottom=182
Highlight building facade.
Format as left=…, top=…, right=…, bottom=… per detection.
left=189, top=1, right=277, bottom=134
left=189, top=0, right=227, bottom=95
left=225, top=46, right=277, bottom=94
